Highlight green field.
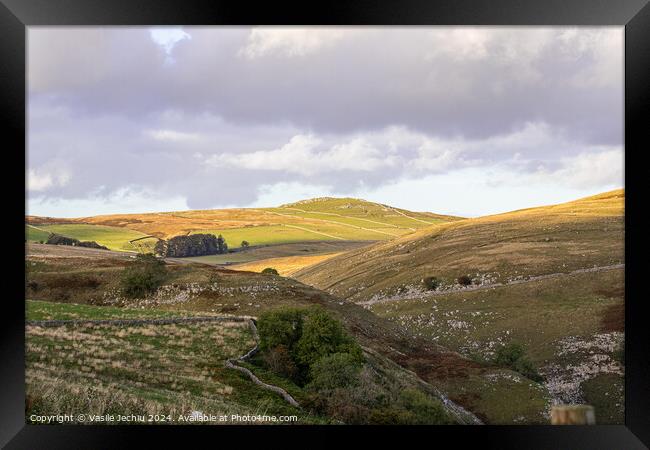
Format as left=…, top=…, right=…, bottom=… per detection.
left=27, top=299, right=194, bottom=321
left=26, top=225, right=51, bottom=242
left=190, top=224, right=332, bottom=248
left=26, top=197, right=463, bottom=256
left=26, top=223, right=155, bottom=252
left=26, top=302, right=314, bottom=424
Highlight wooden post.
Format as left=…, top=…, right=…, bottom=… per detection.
left=550, top=405, right=596, bottom=425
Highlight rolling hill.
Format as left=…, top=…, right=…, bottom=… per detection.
left=25, top=243, right=549, bottom=424
left=294, top=190, right=624, bottom=302
left=26, top=198, right=462, bottom=271
left=293, top=189, right=625, bottom=423
left=26, top=198, right=461, bottom=248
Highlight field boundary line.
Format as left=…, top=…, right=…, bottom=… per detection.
left=280, top=207, right=415, bottom=231
left=225, top=319, right=301, bottom=408
left=266, top=210, right=400, bottom=237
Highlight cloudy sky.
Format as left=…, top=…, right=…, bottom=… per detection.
left=27, top=27, right=623, bottom=218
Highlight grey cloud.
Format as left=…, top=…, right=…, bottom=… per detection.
left=27, top=27, right=623, bottom=212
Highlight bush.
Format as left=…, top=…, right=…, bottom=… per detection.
left=120, top=254, right=167, bottom=298
left=494, top=342, right=542, bottom=382
left=398, top=389, right=451, bottom=424
left=457, top=275, right=472, bottom=286
left=261, top=267, right=279, bottom=275
left=422, top=276, right=440, bottom=291
left=294, top=309, right=363, bottom=369
left=241, top=240, right=250, bottom=249
left=46, top=233, right=108, bottom=250
left=257, top=306, right=363, bottom=384
left=308, top=353, right=363, bottom=391
left=257, top=308, right=305, bottom=352
left=262, top=345, right=298, bottom=380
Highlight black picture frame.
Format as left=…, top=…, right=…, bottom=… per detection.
left=2, top=1, right=649, bottom=448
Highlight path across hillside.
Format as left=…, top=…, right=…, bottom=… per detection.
left=358, top=263, right=625, bottom=306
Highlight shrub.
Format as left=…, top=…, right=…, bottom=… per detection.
left=257, top=306, right=364, bottom=384
left=262, top=345, right=298, bottom=380
left=369, top=407, right=414, bottom=424
left=494, top=342, right=542, bottom=382
left=241, top=240, right=250, bottom=249
left=457, top=275, right=472, bottom=286
left=45, top=233, right=108, bottom=250
left=320, top=389, right=371, bottom=424
left=308, top=353, right=363, bottom=391
left=422, top=276, right=440, bottom=291
left=398, top=389, right=451, bottom=424
left=294, top=309, right=363, bottom=369
left=261, top=267, right=279, bottom=275
left=120, top=253, right=167, bottom=298
left=257, top=308, right=305, bottom=352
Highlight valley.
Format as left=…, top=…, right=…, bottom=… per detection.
left=24, top=189, right=625, bottom=424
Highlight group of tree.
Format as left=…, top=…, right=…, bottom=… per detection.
left=154, top=233, right=228, bottom=257
left=46, top=233, right=108, bottom=250
left=257, top=306, right=364, bottom=387
left=255, top=306, right=451, bottom=424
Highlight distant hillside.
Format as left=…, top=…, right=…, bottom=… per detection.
left=25, top=197, right=461, bottom=253
left=294, top=189, right=624, bottom=302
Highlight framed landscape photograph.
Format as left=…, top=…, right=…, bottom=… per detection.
left=3, top=0, right=649, bottom=448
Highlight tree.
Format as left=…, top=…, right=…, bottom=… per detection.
left=120, top=253, right=168, bottom=298
left=422, top=276, right=440, bottom=291
left=257, top=308, right=305, bottom=352
left=308, top=353, right=363, bottom=391
left=257, top=306, right=364, bottom=384
left=154, top=233, right=228, bottom=257
left=261, top=267, right=279, bottom=275
left=241, top=240, right=250, bottom=249
left=294, top=309, right=363, bottom=369
left=457, top=275, right=472, bottom=286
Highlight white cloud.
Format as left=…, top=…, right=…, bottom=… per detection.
left=535, top=148, right=624, bottom=189
left=203, top=122, right=622, bottom=184
left=27, top=168, right=70, bottom=192
left=206, top=133, right=396, bottom=175
left=149, top=28, right=191, bottom=55
left=241, top=27, right=346, bottom=58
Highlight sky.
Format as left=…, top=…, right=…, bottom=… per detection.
left=27, top=26, right=624, bottom=218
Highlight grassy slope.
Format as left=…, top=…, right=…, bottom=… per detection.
left=228, top=253, right=343, bottom=277
left=26, top=223, right=156, bottom=252
left=294, top=189, right=624, bottom=302
left=26, top=224, right=50, bottom=242
left=369, top=269, right=623, bottom=365
left=293, top=189, right=625, bottom=423
left=179, top=240, right=372, bottom=266
left=27, top=197, right=461, bottom=249
left=26, top=306, right=317, bottom=424
left=25, top=243, right=545, bottom=424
